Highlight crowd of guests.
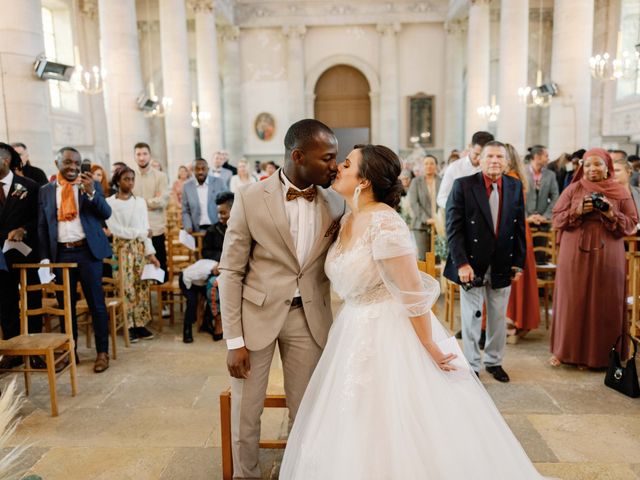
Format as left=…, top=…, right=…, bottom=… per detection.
left=397, top=132, right=638, bottom=377
left=0, top=132, right=635, bottom=381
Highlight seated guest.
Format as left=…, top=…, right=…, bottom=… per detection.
left=0, top=144, right=44, bottom=369
left=551, top=149, right=638, bottom=368
left=180, top=191, right=233, bottom=343
left=181, top=158, right=227, bottom=233
left=408, top=155, right=440, bottom=259
left=106, top=166, right=160, bottom=343
left=10, top=142, right=48, bottom=186
left=38, top=147, right=112, bottom=373
left=91, top=164, right=110, bottom=197
left=613, top=157, right=640, bottom=224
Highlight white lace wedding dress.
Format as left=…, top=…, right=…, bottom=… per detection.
left=279, top=210, right=545, bottom=480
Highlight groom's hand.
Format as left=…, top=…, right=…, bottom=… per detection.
left=227, top=347, right=251, bottom=379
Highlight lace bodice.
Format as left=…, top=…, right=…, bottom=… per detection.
left=325, top=209, right=439, bottom=312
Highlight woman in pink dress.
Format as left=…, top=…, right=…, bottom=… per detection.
left=550, top=148, right=637, bottom=368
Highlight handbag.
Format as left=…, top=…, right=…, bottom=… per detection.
left=604, top=334, right=640, bottom=398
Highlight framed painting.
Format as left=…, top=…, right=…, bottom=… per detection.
left=408, top=93, right=434, bottom=148
left=254, top=112, right=276, bottom=141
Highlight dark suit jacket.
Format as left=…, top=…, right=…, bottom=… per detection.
left=38, top=180, right=112, bottom=262
left=202, top=222, right=226, bottom=262
left=444, top=172, right=526, bottom=289
left=0, top=174, right=40, bottom=264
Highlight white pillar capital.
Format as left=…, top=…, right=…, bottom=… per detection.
left=470, top=0, right=492, bottom=6
left=445, top=20, right=466, bottom=35
left=221, top=26, right=240, bottom=42
left=376, top=22, right=401, bottom=36
left=80, top=0, right=99, bottom=20
left=187, top=0, right=214, bottom=13
left=282, top=25, right=307, bottom=39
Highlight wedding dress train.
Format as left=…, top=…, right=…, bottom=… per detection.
left=279, top=210, right=545, bottom=480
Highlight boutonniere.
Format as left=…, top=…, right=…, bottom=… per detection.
left=11, top=183, right=28, bottom=200
left=324, top=220, right=340, bottom=238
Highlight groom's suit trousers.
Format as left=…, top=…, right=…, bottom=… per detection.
left=230, top=305, right=322, bottom=479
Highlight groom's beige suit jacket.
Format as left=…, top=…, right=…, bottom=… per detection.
left=219, top=170, right=346, bottom=351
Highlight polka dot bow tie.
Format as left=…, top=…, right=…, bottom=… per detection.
left=286, top=186, right=317, bottom=202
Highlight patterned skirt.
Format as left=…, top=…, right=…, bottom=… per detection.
left=113, top=237, right=152, bottom=328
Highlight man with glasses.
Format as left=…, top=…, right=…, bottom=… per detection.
left=437, top=131, right=495, bottom=210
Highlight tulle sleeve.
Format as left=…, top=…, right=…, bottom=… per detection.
left=371, top=211, right=440, bottom=316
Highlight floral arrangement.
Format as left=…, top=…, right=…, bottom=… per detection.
left=10, top=184, right=27, bottom=200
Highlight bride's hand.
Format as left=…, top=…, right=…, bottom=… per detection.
left=424, top=342, right=457, bottom=371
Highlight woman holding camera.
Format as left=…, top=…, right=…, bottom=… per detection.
left=550, top=148, right=637, bottom=368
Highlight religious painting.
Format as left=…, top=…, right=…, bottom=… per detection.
left=254, top=112, right=276, bottom=141
left=408, top=93, right=434, bottom=148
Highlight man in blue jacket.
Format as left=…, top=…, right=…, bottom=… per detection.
left=444, top=141, right=526, bottom=383
left=38, top=147, right=112, bottom=373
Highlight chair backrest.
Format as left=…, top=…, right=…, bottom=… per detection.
left=624, top=236, right=640, bottom=253
left=628, top=252, right=640, bottom=339
left=15, top=263, right=76, bottom=337
left=531, top=228, right=557, bottom=264
left=167, top=231, right=198, bottom=282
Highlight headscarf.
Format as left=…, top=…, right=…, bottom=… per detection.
left=56, top=172, right=78, bottom=221
left=570, top=147, right=631, bottom=200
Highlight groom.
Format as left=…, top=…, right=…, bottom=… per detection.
left=219, top=119, right=346, bottom=479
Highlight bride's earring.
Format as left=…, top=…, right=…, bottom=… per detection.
left=352, top=185, right=362, bottom=212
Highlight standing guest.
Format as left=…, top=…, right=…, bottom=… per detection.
left=90, top=164, right=110, bottom=197
left=628, top=154, right=640, bottom=187
left=259, top=161, right=278, bottom=180
left=170, top=165, right=190, bottom=206
left=38, top=147, right=112, bottom=373
left=11, top=142, right=48, bottom=186
left=229, top=158, right=257, bottom=193
left=151, top=160, right=163, bottom=171
left=109, top=162, right=127, bottom=196
left=409, top=155, right=440, bottom=259
left=131, top=142, right=169, bottom=274
left=106, top=166, right=160, bottom=343
left=211, top=151, right=232, bottom=188
left=0, top=143, right=44, bottom=370
left=221, top=150, right=237, bottom=175
left=561, top=149, right=586, bottom=191
left=180, top=191, right=234, bottom=343
left=504, top=144, right=540, bottom=335
left=437, top=131, right=495, bottom=210
left=182, top=158, right=227, bottom=233
left=550, top=149, right=638, bottom=368
left=398, top=169, right=414, bottom=225
left=524, top=145, right=559, bottom=226
left=444, top=141, right=526, bottom=381
left=613, top=158, right=640, bottom=218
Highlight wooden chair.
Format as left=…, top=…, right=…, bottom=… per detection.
left=443, top=280, right=458, bottom=332
left=624, top=235, right=640, bottom=253
left=626, top=252, right=640, bottom=341
left=531, top=228, right=557, bottom=329
left=76, top=255, right=130, bottom=358
left=220, top=389, right=287, bottom=480
left=417, top=252, right=439, bottom=315
left=0, top=263, right=78, bottom=417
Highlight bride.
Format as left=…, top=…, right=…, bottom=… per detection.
left=279, top=144, right=546, bottom=479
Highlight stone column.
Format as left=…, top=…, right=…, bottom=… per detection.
left=377, top=22, right=401, bottom=153
left=465, top=0, right=491, bottom=139
left=189, top=0, right=223, bottom=160
left=497, top=0, right=528, bottom=153
left=283, top=25, right=307, bottom=125
left=548, top=0, right=594, bottom=157
left=0, top=0, right=53, bottom=169
left=99, top=0, right=149, bottom=165
left=222, top=26, right=243, bottom=161
left=444, top=20, right=466, bottom=155
left=159, top=0, right=194, bottom=182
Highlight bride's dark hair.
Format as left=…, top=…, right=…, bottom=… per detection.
left=354, top=144, right=404, bottom=209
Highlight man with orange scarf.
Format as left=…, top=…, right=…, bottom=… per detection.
left=38, top=147, right=113, bottom=373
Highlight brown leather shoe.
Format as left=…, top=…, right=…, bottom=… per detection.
left=93, top=352, right=109, bottom=373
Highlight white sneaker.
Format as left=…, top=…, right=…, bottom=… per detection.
left=161, top=307, right=170, bottom=318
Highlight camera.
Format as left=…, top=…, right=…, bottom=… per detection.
left=461, top=276, right=485, bottom=291
left=590, top=192, right=609, bottom=212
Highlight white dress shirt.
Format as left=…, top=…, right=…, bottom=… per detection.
left=226, top=171, right=320, bottom=350
left=436, top=155, right=482, bottom=210
left=56, top=182, right=86, bottom=243
left=0, top=170, right=13, bottom=199
left=196, top=177, right=212, bottom=226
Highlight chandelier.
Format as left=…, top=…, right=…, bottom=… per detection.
left=190, top=102, right=211, bottom=128
left=477, top=95, right=500, bottom=123
left=517, top=70, right=553, bottom=108
left=70, top=64, right=106, bottom=95
left=589, top=32, right=639, bottom=81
